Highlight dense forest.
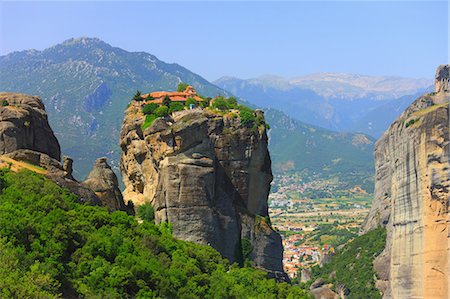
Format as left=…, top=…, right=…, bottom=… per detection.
left=0, top=169, right=309, bottom=298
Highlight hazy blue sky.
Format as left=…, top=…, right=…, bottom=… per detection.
left=0, top=1, right=448, bottom=80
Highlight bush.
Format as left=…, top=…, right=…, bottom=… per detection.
left=142, top=103, right=158, bottom=115
left=211, top=96, right=239, bottom=111
left=145, top=94, right=155, bottom=101
left=405, top=119, right=416, bottom=128
left=154, top=105, right=169, bottom=117
left=200, top=99, right=210, bottom=108
left=1, top=100, right=8, bottom=107
left=177, top=83, right=189, bottom=92
left=239, top=107, right=255, bottom=126
left=169, top=102, right=185, bottom=113
left=137, top=203, right=155, bottom=223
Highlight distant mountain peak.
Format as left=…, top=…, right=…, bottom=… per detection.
left=61, top=37, right=107, bottom=47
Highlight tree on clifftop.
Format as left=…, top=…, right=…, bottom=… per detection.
left=177, top=82, right=189, bottom=92
left=132, top=90, right=142, bottom=101
left=163, top=95, right=171, bottom=107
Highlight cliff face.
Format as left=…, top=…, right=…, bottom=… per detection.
left=120, top=105, right=285, bottom=275
left=362, top=65, right=450, bottom=298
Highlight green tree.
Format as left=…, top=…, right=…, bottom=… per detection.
left=142, top=103, right=158, bottom=115
left=185, top=98, right=197, bottom=108
left=177, top=83, right=189, bottom=92
left=0, top=169, right=310, bottom=298
left=162, top=96, right=171, bottom=107
left=137, top=203, right=155, bottom=222
left=239, top=108, right=255, bottom=126
left=132, top=90, right=142, bottom=101
left=154, top=106, right=169, bottom=117
left=145, top=94, right=155, bottom=101
left=169, top=102, right=184, bottom=113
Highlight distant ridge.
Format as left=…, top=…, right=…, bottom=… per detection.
left=0, top=37, right=375, bottom=185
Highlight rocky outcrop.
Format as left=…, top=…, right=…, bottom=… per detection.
left=2, top=149, right=101, bottom=206
left=361, top=65, right=450, bottom=298
left=0, top=92, right=61, bottom=160
left=120, top=105, right=285, bottom=276
left=0, top=92, right=118, bottom=208
left=83, top=157, right=128, bottom=212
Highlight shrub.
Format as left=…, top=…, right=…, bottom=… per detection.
left=405, top=119, right=416, bottom=128
left=211, top=97, right=228, bottom=110
left=137, top=203, right=155, bottom=223
left=241, top=238, right=252, bottom=262
left=211, top=96, right=239, bottom=110
left=142, top=103, right=158, bottom=115
left=154, top=105, right=169, bottom=117
left=145, top=94, right=155, bottom=101
left=227, top=97, right=238, bottom=107
left=239, top=108, right=255, bottom=126
left=177, top=82, right=189, bottom=92
left=200, top=99, right=210, bottom=108
left=1, top=100, right=8, bottom=106
left=169, top=102, right=184, bottom=113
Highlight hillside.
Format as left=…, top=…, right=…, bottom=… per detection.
left=265, top=108, right=375, bottom=190
left=0, top=37, right=380, bottom=185
left=0, top=168, right=309, bottom=298
left=0, top=37, right=229, bottom=178
left=214, top=75, right=430, bottom=136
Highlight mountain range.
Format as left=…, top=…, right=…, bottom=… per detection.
left=214, top=75, right=431, bottom=137
left=0, top=37, right=375, bottom=187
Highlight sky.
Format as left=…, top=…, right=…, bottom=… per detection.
left=0, top=1, right=448, bottom=81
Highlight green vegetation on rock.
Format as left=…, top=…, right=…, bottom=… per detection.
left=309, top=227, right=387, bottom=299
left=177, top=82, right=189, bottom=92
left=0, top=169, right=309, bottom=298
left=142, top=103, right=158, bottom=115
left=141, top=114, right=158, bottom=131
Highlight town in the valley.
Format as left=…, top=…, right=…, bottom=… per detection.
left=268, top=173, right=372, bottom=278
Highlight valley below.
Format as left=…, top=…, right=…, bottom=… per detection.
left=268, top=172, right=372, bottom=278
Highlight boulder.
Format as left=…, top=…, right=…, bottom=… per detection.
left=0, top=92, right=60, bottom=160
left=83, top=157, right=128, bottom=212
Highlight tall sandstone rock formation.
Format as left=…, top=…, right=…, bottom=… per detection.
left=120, top=105, right=285, bottom=277
left=362, top=65, right=450, bottom=299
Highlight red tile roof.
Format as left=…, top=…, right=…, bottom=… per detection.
left=141, top=86, right=202, bottom=104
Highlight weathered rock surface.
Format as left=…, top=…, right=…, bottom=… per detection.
left=0, top=92, right=119, bottom=209
left=0, top=92, right=60, bottom=160
left=3, top=149, right=101, bottom=206
left=361, top=65, right=450, bottom=298
left=83, top=157, right=128, bottom=212
left=120, top=105, right=285, bottom=276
